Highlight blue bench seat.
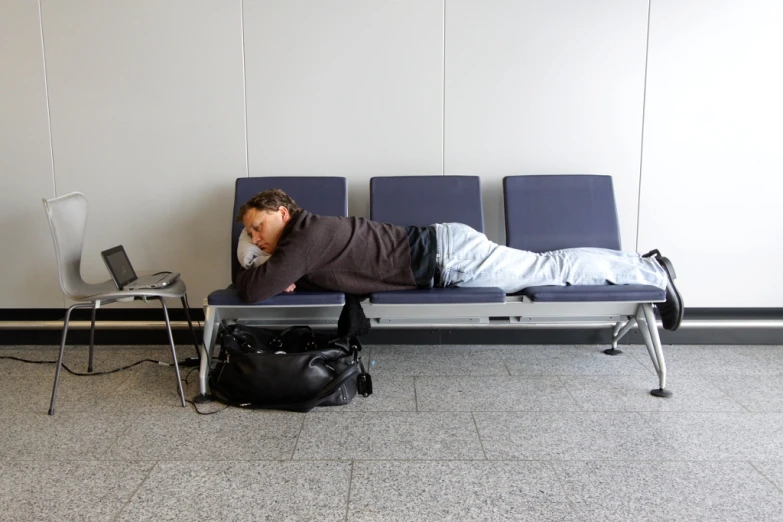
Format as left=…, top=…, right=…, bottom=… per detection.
left=370, top=287, right=505, bottom=304
left=369, top=175, right=504, bottom=305
left=519, top=284, right=664, bottom=302
left=207, top=288, right=345, bottom=307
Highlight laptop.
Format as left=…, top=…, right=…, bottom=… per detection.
left=101, top=245, right=180, bottom=290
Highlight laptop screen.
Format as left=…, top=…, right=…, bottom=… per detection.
left=101, top=246, right=137, bottom=289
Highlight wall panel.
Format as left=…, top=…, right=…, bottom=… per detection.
left=0, top=0, right=61, bottom=307
left=639, top=0, right=783, bottom=307
left=445, top=0, right=649, bottom=244
left=40, top=0, right=248, bottom=304
left=243, top=0, right=444, bottom=218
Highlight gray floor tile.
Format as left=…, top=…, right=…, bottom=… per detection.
left=348, top=461, right=572, bottom=521
left=561, top=374, right=745, bottom=412
left=640, top=412, right=783, bottom=461
left=102, top=363, right=202, bottom=412
left=368, top=345, right=509, bottom=375
left=106, top=409, right=303, bottom=460
left=0, top=412, right=137, bottom=461
left=315, top=375, right=416, bottom=412
left=0, top=372, right=134, bottom=414
left=295, top=412, right=483, bottom=460
left=118, top=460, right=351, bottom=522
left=416, top=375, right=581, bottom=411
left=752, top=461, right=783, bottom=494
left=0, top=345, right=188, bottom=414
left=553, top=461, right=783, bottom=522
left=0, top=460, right=154, bottom=522
left=742, top=345, right=783, bottom=367
left=499, top=344, right=655, bottom=376
left=710, top=374, right=783, bottom=412
left=629, top=344, right=783, bottom=376
left=474, top=412, right=675, bottom=460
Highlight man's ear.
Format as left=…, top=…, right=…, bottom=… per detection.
left=280, top=206, right=290, bottom=223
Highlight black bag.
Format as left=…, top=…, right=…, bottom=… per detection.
left=209, top=324, right=372, bottom=412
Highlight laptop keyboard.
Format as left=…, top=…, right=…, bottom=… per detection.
left=127, top=272, right=178, bottom=289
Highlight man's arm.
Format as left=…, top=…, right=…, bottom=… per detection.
left=235, top=242, right=309, bottom=302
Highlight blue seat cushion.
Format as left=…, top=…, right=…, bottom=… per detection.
left=520, top=284, right=665, bottom=302
left=208, top=288, right=345, bottom=306
left=370, top=287, right=506, bottom=304
left=371, top=176, right=485, bottom=232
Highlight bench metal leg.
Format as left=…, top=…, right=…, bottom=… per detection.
left=605, top=318, right=637, bottom=355
left=636, top=303, right=672, bottom=397
left=195, top=305, right=218, bottom=401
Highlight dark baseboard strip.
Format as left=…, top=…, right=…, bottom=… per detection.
left=1, top=308, right=781, bottom=346
left=3, top=326, right=781, bottom=346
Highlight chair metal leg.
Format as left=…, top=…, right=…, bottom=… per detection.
left=88, top=304, right=97, bottom=372
left=180, top=296, right=200, bottom=358
left=49, top=303, right=92, bottom=415
left=158, top=298, right=186, bottom=407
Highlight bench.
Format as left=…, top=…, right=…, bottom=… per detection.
left=197, top=175, right=671, bottom=401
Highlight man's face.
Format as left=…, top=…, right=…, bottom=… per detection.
left=242, top=206, right=290, bottom=254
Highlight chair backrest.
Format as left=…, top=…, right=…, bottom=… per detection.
left=503, top=175, right=621, bottom=252
left=42, top=192, right=92, bottom=300
left=370, top=175, right=485, bottom=231
left=232, top=177, right=348, bottom=283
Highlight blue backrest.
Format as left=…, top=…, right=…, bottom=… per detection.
left=370, top=175, right=485, bottom=231
left=503, top=175, right=621, bottom=252
left=232, top=177, right=348, bottom=283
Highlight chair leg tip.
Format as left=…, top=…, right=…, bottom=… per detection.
left=48, top=408, right=55, bottom=415
left=650, top=388, right=673, bottom=398
left=603, top=348, right=623, bottom=356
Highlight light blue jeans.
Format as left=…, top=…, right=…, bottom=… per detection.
left=434, top=223, right=667, bottom=293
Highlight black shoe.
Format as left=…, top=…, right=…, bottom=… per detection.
left=646, top=251, right=684, bottom=331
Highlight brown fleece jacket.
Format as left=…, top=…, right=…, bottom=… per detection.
left=236, top=210, right=418, bottom=302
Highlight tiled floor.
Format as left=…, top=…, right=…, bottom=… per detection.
left=1, top=343, right=783, bottom=521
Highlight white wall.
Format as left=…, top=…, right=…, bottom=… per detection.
left=639, top=0, right=783, bottom=307
left=0, top=0, right=60, bottom=307
left=444, top=0, right=648, bottom=245
left=1, top=0, right=780, bottom=309
left=40, top=0, right=248, bottom=305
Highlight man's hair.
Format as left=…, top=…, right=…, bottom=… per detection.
left=236, top=189, right=302, bottom=222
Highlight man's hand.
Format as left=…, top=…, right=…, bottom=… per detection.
left=284, top=284, right=296, bottom=293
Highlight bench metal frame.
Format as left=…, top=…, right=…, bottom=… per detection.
left=198, top=296, right=669, bottom=398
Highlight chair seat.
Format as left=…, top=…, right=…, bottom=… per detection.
left=520, top=284, right=665, bottom=302
left=370, top=287, right=506, bottom=304
left=208, top=288, right=345, bottom=306
left=79, top=278, right=188, bottom=301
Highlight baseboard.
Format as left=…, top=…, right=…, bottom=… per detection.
left=1, top=308, right=781, bottom=346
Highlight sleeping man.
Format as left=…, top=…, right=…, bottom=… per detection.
left=235, top=189, right=683, bottom=330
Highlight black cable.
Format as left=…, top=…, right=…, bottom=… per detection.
left=182, top=292, right=202, bottom=332
left=183, top=367, right=198, bottom=384
left=185, top=398, right=228, bottom=415
left=0, top=355, right=188, bottom=376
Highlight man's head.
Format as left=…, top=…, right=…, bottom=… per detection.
left=236, top=189, right=302, bottom=254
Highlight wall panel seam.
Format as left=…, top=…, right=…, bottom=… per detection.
left=37, top=0, right=65, bottom=309
left=441, top=0, right=446, bottom=176
left=635, top=0, right=653, bottom=252
left=240, top=0, right=250, bottom=178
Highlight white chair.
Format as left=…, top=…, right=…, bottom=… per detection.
left=43, top=192, right=199, bottom=414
